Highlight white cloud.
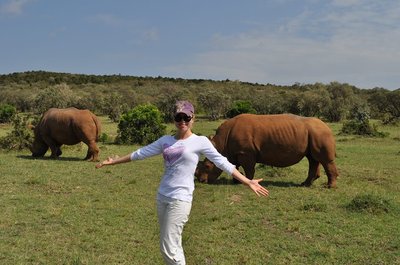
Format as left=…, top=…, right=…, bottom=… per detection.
left=164, top=1, right=400, bottom=89
left=0, top=0, right=31, bottom=15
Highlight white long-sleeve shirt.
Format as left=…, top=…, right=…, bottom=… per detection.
left=130, top=134, right=235, bottom=202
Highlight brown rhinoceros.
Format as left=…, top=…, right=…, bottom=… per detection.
left=195, top=114, right=338, bottom=188
left=30, top=108, right=101, bottom=161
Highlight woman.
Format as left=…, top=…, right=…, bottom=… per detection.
left=96, top=100, right=269, bottom=265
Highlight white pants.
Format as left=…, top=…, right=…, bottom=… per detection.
left=157, top=193, right=192, bottom=265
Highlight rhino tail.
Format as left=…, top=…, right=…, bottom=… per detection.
left=92, top=114, right=101, bottom=141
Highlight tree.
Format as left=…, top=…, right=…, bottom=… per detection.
left=226, top=100, right=257, bottom=118
left=197, top=89, right=231, bottom=120
left=296, top=85, right=330, bottom=117
left=385, top=90, right=400, bottom=123
left=323, top=82, right=357, bottom=122
left=156, top=86, right=191, bottom=123
left=340, top=107, right=387, bottom=137
left=368, top=89, right=400, bottom=124
left=116, top=104, right=166, bottom=145
left=0, top=88, right=37, bottom=112
left=33, top=84, right=77, bottom=114
left=251, top=89, right=288, bottom=115
left=0, top=113, right=34, bottom=150
left=102, top=92, right=129, bottom=122
left=0, top=104, right=16, bottom=123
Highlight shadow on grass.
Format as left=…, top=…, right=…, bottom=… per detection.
left=17, top=155, right=85, bottom=162
left=260, top=180, right=302, bottom=188
left=204, top=177, right=301, bottom=188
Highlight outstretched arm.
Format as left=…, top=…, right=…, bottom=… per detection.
left=231, top=168, right=269, bottom=197
left=95, top=154, right=132, bottom=168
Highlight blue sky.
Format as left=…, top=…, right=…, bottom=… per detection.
left=1, top=0, right=399, bottom=90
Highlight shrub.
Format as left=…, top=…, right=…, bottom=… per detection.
left=116, top=104, right=166, bottom=145
left=99, top=133, right=109, bottom=144
left=340, top=120, right=381, bottom=136
left=0, top=113, right=34, bottom=150
left=197, top=90, right=231, bottom=120
left=102, top=92, right=129, bottom=122
left=33, top=84, right=77, bottom=114
left=0, top=104, right=17, bottom=123
left=155, top=89, right=187, bottom=123
left=226, top=100, right=257, bottom=118
left=340, top=108, right=388, bottom=137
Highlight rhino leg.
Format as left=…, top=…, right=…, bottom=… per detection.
left=42, top=136, right=61, bottom=158
left=322, top=161, right=338, bottom=188
left=49, top=146, right=61, bottom=158
left=301, top=156, right=321, bottom=187
left=243, top=165, right=255, bottom=180
left=84, top=140, right=100, bottom=161
left=55, top=145, right=62, bottom=157
left=236, top=153, right=256, bottom=181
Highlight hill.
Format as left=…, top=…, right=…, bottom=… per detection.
left=0, top=71, right=399, bottom=123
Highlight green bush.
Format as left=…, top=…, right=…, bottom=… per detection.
left=0, top=104, right=17, bottom=123
left=116, top=104, right=166, bottom=145
left=197, top=90, right=230, bottom=120
left=155, top=89, right=186, bottom=123
left=340, top=120, right=388, bottom=137
left=99, top=133, right=110, bottom=144
left=226, top=100, right=257, bottom=118
left=340, top=108, right=388, bottom=137
left=0, top=114, right=34, bottom=150
left=33, top=84, right=77, bottom=114
left=102, top=92, right=129, bottom=122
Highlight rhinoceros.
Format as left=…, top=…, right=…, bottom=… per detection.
left=30, top=108, right=101, bottom=161
left=195, top=114, right=338, bottom=188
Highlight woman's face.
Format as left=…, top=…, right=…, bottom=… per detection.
left=174, top=113, right=194, bottom=131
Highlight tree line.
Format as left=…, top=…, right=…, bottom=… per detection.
left=0, top=71, right=399, bottom=124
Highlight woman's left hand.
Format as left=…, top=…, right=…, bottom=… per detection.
left=248, top=179, right=269, bottom=197
left=95, top=156, right=118, bottom=168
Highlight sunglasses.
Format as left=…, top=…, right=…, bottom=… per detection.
left=174, top=114, right=192, bottom=122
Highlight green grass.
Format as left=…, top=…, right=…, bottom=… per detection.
left=0, top=117, right=399, bottom=264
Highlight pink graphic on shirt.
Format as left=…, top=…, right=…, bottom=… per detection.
left=163, top=143, right=185, bottom=165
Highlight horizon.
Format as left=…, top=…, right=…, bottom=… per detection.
left=0, top=69, right=398, bottom=91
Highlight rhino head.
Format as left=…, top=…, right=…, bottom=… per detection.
left=29, top=126, right=48, bottom=157
left=30, top=138, right=48, bottom=157
left=195, top=158, right=223, bottom=183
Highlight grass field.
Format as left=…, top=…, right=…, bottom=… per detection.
left=0, top=117, right=399, bottom=264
